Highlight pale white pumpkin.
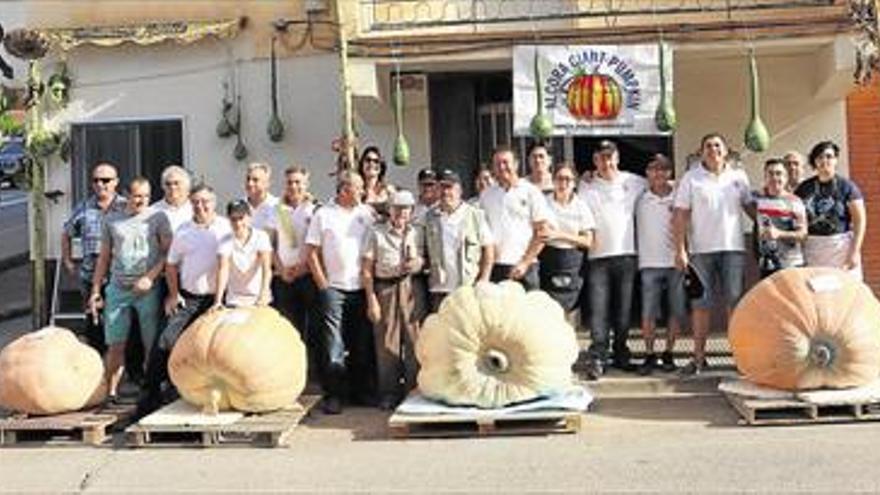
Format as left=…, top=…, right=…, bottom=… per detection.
left=0, top=327, right=107, bottom=415
left=417, top=281, right=579, bottom=408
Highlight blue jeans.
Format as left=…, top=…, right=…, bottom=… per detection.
left=586, top=255, right=637, bottom=362
left=640, top=268, right=687, bottom=325
left=316, top=287, right=376, bottom=401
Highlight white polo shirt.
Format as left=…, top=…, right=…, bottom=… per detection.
left=225, top=228, right=273, bottom=306
left=545, top=195, right=595, bottom=250
left=636, top=188, right=677, bottom=269
left=167, top=216, right=233, bottom=295
left=305, top=201, right=374, bottom=291
left=479, top=180, right=550, bottom=265
left=578, top=171, right=646, bottom=259
left=674, top=164, right=750, bottom=254
left=248, top=194, right=280, bottom=231
left=264, top=200, right=316, bottom=268
left=433, top=203, right=495, bottom=293
left=150, top=199, right=193, bottom=233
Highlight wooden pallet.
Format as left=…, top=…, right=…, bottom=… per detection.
left=125, top=395, right=320, bottom=447
left=388, top=409, right=582, bottom=439
left=724, top=392, right=880, bottom=426
left=0, top=401, right=137, bottom=446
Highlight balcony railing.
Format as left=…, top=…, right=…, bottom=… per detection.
left=359, top=0, right=841, bottom=33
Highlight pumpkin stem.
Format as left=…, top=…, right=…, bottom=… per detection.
left=810, top=341, right=835, bottom=369
left=482, top=349, right=510, bottom=375
left=203, top=388, right=222, bottom=416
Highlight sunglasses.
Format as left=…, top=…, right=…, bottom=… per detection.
left=93, top=177, right=116, bottom=184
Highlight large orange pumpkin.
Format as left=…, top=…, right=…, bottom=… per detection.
left=566, top=73, right=622, bottom=120
left=729, top=267, right=880, bottom=390
left=0, top=327, right=106, bottom=415
left=168, top=306, right=306, bottom=414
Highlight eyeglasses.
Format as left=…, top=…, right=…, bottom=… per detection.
left=364, top=157, right=381, bottom=164
left=93, top=177, right=115, bottom=184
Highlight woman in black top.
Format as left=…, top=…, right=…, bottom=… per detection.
left=794, top=140, right=866, bottom=279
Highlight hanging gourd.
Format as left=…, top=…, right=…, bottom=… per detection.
left=216, top=81, right=234, bottom=138
left=267, top=36, right=284, bottom=142
left=417, top=281, right=579, bottom=408
left=169, top=307, right=307, bottom=414
left=529, top=48, right=553, bottom=139
left=0, top=327, right=107, bottom=415
left=654, top=41, right=677, bottom=132
left=233, top=93, right=248, bottom=160
left=743, top=48, right=770, bottom=152
left=728, top=268, right=880, bottom=391
left=391, top=66, right=410, bottom=166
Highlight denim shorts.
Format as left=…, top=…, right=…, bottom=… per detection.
left=104, top=282, right=161, bottom=347
left=689, top=251, right=746, bottom=310
left=640, top=267, right=687, bottom=324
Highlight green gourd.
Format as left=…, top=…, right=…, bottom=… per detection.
left=392, top=72, right=410, bottom=166
left=654, top=42, right=677, bottom=132
left=744, top=48, right=770, bottom=152
left=267, top=36, right=284, bottom=142
left=529, top=49, right=553, bottom=139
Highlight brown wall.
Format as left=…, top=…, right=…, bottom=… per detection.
left=846, top=80, right=880, bottom=295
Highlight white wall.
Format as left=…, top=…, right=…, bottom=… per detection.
left=42, top=39, right=345, bottom=257
left=673, top=47, right=849, bottom=185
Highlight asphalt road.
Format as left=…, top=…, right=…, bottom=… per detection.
left=1, top=393, right=879, bottom=493
left=0, top=187, right=28, bottom=261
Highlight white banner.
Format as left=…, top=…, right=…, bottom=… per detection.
left=513, top=44, right=672, bottom=137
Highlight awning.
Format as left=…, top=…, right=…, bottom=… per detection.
left=39, top=18, right=245, bottom=52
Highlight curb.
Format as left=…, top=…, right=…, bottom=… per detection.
left=0, top=252, right=29, bottom=273
left=0, top=305, right=30, bottom=322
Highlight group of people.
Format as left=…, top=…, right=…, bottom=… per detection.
left=61, top=132, right=866, bottom=416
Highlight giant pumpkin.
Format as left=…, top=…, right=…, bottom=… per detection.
left=0, top=327, right=106, bottom=415
left=729, top=267, right=880, bottom=390
left=417, top=281, right=579, bottom=408
left=566, top=72, right=622, bottom=120
left=168, top=307, right=306, bottom=414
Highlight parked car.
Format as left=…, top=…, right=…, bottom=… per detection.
left=0, top=136, right=24, bottom=188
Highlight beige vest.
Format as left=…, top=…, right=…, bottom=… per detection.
left=425, top=203, right=485, bottom=290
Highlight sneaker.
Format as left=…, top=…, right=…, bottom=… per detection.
left=584, top=360, right=604, bottom=381
left=659, top=351, right=676, bottom=372
left=679, top=359, right=707, bottom=377
left=321, top=396, right=343, bottom=415
left=638, top=354, right=657, bottom=376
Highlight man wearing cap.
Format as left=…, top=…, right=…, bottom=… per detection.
left=305, top=170, right=376, bottom=414
left=480, top=146, right=549, bottom=290
left=412, top=168, right=438, bottom=225
left=361, top=190, right=424, bottom=410
left=578, top=139, right=647, bottom=378
left=424, top=169, right=495, bottom=310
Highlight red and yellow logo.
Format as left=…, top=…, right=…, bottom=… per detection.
left=565, top=72, right=623, bottom=121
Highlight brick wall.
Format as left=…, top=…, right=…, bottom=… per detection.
left=846, top=80, right=880, bottom=295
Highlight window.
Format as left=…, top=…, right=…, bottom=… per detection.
left=70, top=119, right=184, bottom=204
